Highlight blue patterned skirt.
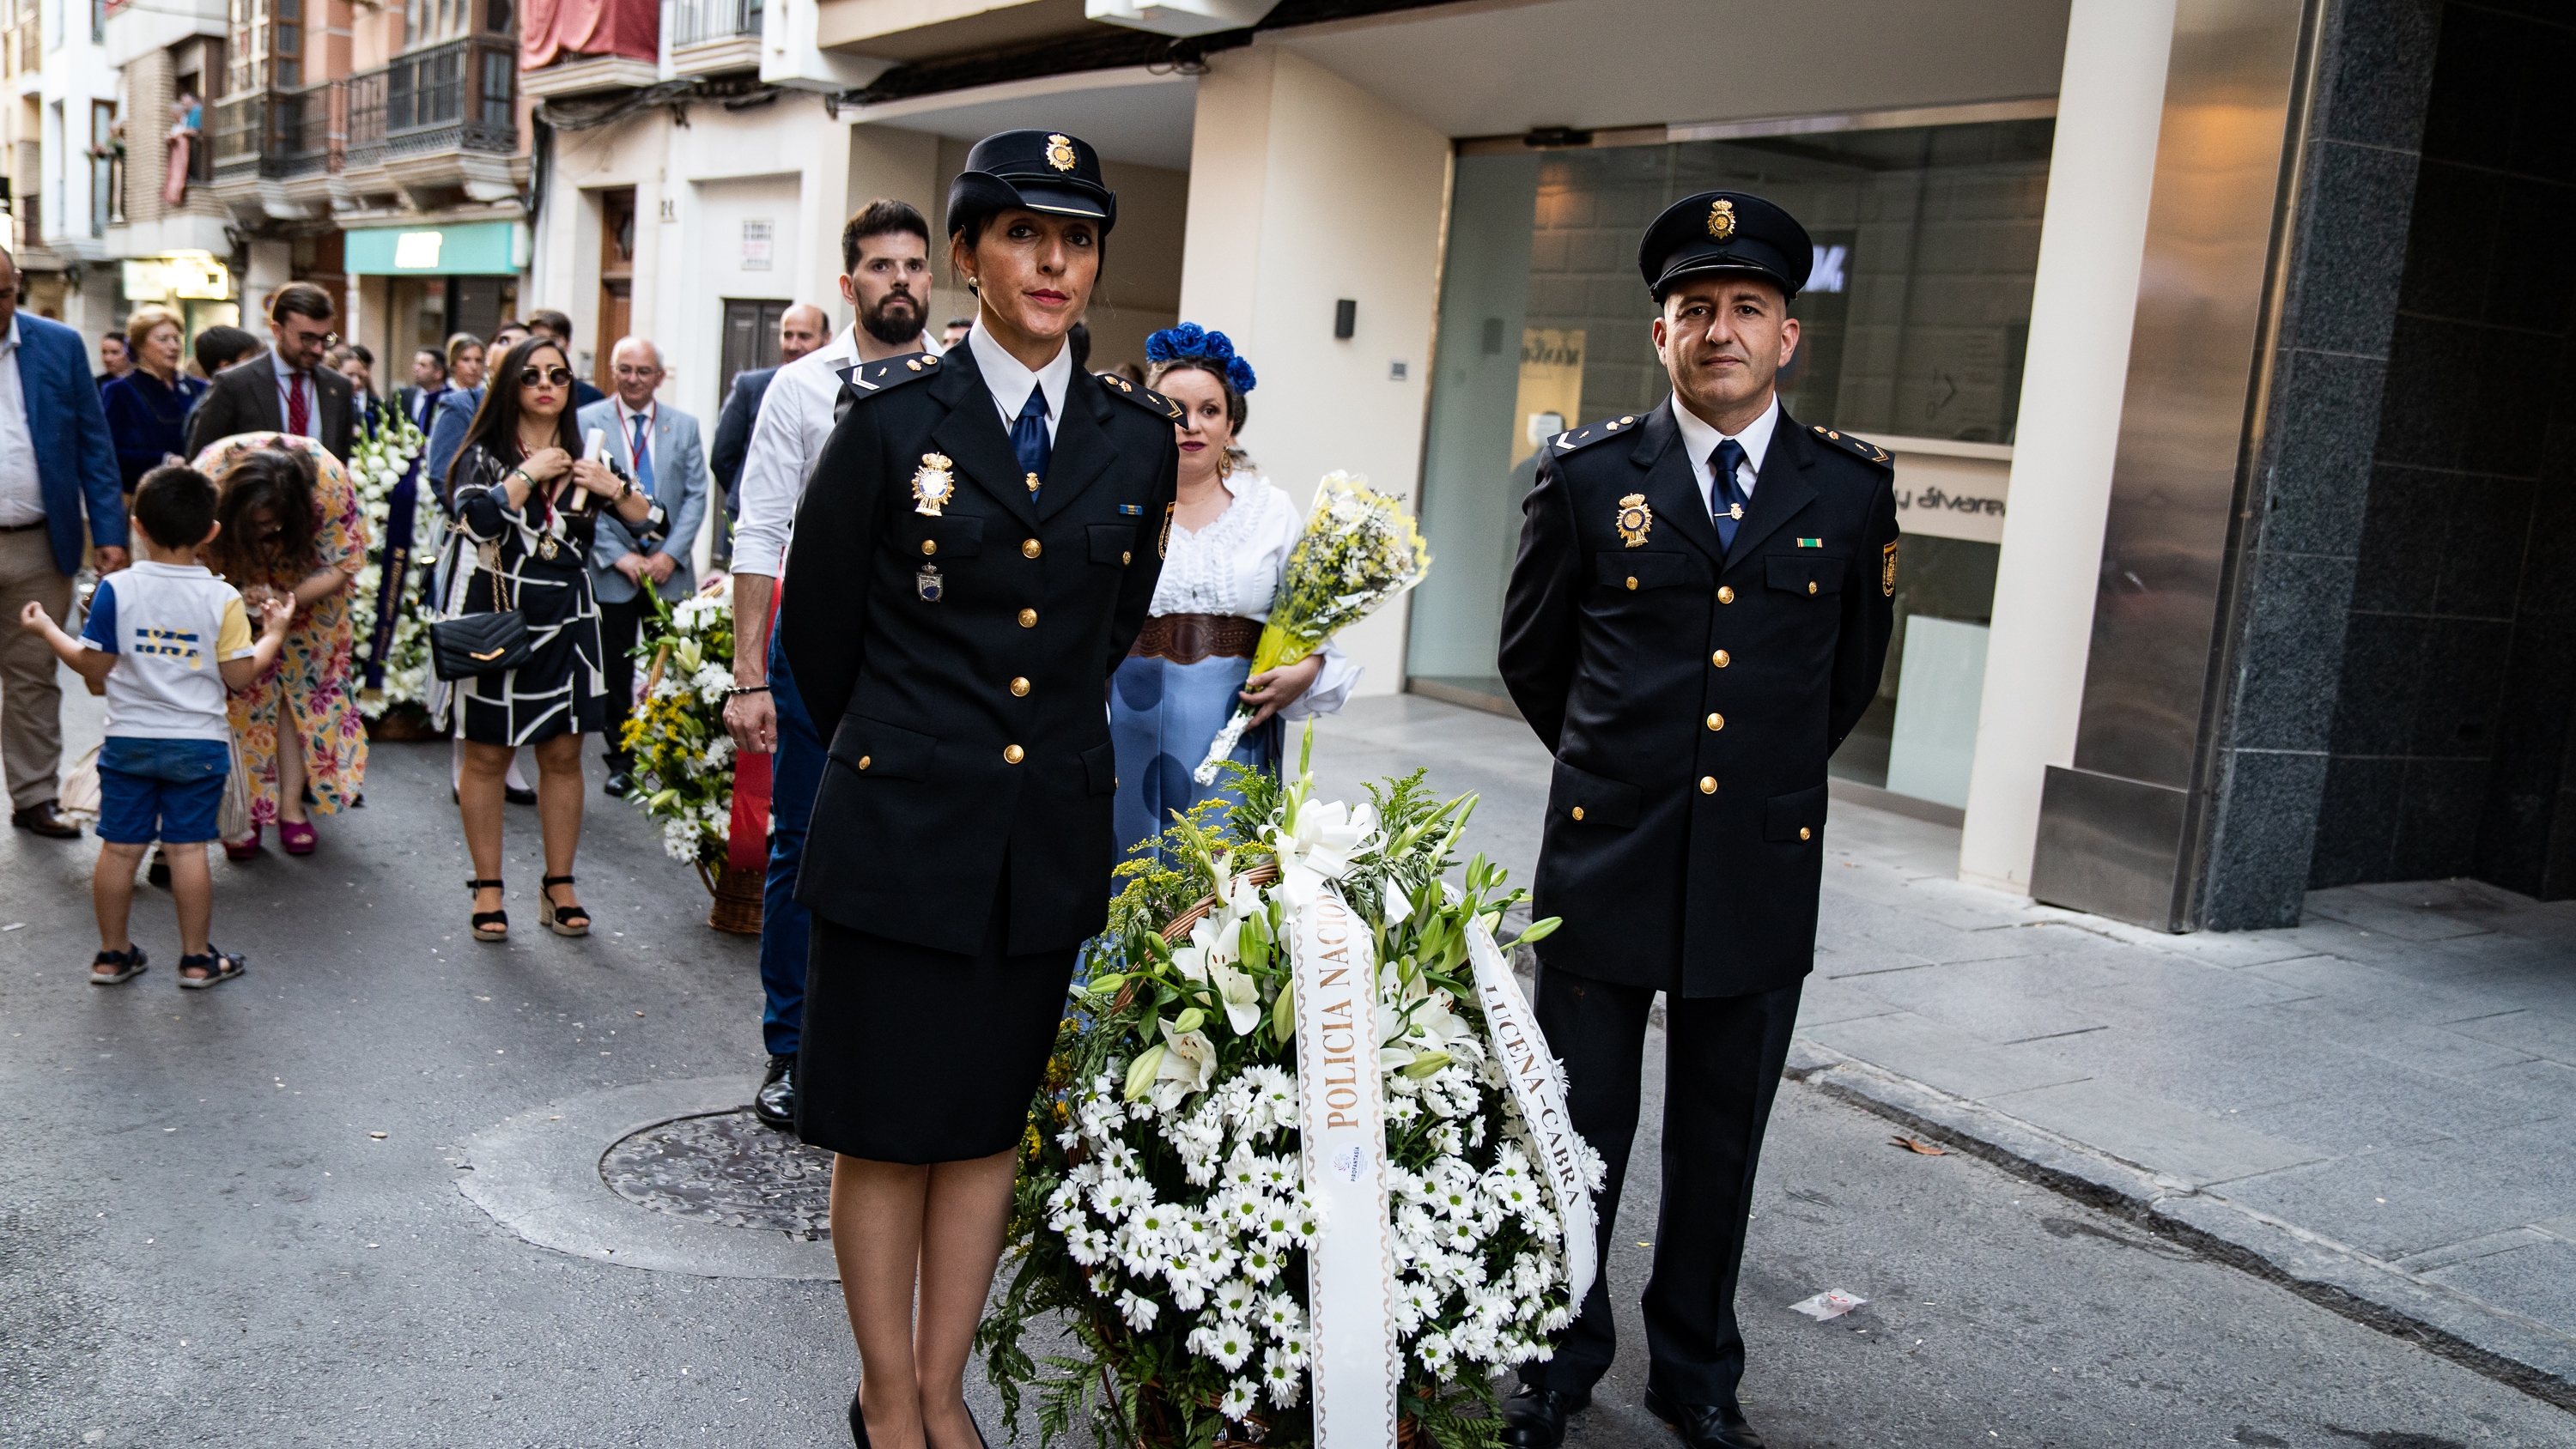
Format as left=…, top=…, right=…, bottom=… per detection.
left=1110, top=651, right=1282, bottom=863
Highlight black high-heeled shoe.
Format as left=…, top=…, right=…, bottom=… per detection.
left=967, top=1405, right=992, bottom=1449
left=848, top=1387, right=871, bottom=1449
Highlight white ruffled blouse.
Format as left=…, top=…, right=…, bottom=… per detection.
left=1145, top=474, right=1360, bottom=721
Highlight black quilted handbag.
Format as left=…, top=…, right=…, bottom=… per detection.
left=429, top=542, right=531, bottom=682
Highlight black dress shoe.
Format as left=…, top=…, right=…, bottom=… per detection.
left=11, top=800, right=81, bottom=838
left=754, top=1053, right=796, bottom=1129
left=849, top=1387, right=871, bottom=1449
left=1499, top=1385, right=1590, bottom=1449
left=603, top=771, right=635, bottom=799
left=505, top=785, right=538, bottom=806
left=1643, top=1388, right=1765, bottom=1449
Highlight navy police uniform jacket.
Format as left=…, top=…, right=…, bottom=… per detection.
left=783, top=346, right=1181, bottom=956
left=1499, top=402, right=1899, bottom=998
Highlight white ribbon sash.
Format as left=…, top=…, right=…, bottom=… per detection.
left=1288, top=884, right=1399, bottom=1449
left=1463, top=913, right=1597, bottom=1310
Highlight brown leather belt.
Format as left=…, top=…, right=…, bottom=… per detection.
left=1128, top=612, right=1262, bottom=665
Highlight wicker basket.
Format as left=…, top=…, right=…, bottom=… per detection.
left=702, top=861, right=764, bottom=934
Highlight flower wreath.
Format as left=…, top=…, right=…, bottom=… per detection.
left=1145, top=322, right=1259, bottom=395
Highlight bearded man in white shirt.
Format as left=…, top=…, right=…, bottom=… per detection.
left=720, top=197, right=943, bottom=1131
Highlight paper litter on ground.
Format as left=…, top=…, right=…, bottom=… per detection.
left=1789, top=1290, right=1868, bottom=1321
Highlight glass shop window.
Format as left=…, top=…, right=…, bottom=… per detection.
left=1407, top=118, right=2050, bottom=807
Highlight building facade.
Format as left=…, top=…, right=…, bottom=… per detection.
left=515, top=0, right=2571, bottom=926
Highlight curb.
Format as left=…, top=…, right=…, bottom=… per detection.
left=1785, top=1039, right=2576, bottom=1416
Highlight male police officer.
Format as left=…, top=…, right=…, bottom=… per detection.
left=1497, top=192, right=1898, bottom=1449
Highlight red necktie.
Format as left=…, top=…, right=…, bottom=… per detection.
left=286, top=370, right=311, bottom=437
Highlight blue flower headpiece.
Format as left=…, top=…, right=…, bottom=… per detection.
left=1145, top=322, right=1257, bottom=395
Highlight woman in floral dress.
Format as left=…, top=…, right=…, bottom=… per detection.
left=192, top=433, right=369, bottom=858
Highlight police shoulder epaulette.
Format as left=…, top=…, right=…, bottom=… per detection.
left=837, top=351, right=942, bottom=399
left=1097, top=370, right=1184, bottom=421
left=1548, top=412, right=1649, bottom=457
left=1808, top=422, right=1893, bottom=468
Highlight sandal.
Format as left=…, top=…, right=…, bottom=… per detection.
left=223, top=823, right=261, bottom=862
left=539, top=875, right=590, bottom=937
left=177, top=948, right=246, bottom=989
left=279, top=820, right=317, bottom=856
left=90, top=945, right=148, bottom=985
left=468, top=877, right=508, bottom=941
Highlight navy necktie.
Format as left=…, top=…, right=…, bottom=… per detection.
left=628, top=413, right=653, bottom=496
left=1012, top=385, right=1051, bottom=503
left=1711, top=439, right=1749, bottom=551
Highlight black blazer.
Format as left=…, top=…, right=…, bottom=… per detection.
left=783, top=347, right=1181, bottom=956
left=1499, top=403, right=1899, bottom=998
left=709, top=365, right=776, bottom=500
left=185, top=350, right=356, bottom=462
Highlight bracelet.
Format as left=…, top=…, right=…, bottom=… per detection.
left=726, top=684, right=771, bottom=698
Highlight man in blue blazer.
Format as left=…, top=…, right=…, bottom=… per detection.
left=0, top=246, right=131, bottom=837
left=578, top=336, right=707, bottom=797
left=708, top=304, right=830, bottom=567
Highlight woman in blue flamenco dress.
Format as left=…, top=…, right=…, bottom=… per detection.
left=1109, top=325, right=1358, bottom=857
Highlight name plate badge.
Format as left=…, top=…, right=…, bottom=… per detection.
left=915, top=564, right=944, bottom=603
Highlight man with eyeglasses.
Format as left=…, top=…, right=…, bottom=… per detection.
left=576, top=336, right=708, bottom=798
left=185, top=282, right=355, bottom=462
left=0, top=245, right=129, bottom=839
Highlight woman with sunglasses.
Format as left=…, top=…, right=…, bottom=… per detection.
left=439, top=336, right=664, bottom=941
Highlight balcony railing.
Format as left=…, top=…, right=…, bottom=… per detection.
left=671, top=0, right=759, bottom=47
left=5, top=14, right=38, bottom=76
left=346, top=35, right=518, bottom=169
left=210, top=82, right=344, bottom=182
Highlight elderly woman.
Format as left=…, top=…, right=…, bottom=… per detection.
left=192, top=433, right=369, bottom=858
left=100, top=306, right=208, bottom=494
left=1109, top=324, right=1356, bottom=856
left=440, top=334, right=661, bottom=942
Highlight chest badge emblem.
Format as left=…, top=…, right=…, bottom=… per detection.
left=1614, top=493, right=1655, bottom=548
left=537, top=535, right=560, bottom=561
left=912, top=452, right=956, bottom=516
left=916, top=563, right=944, bottom=603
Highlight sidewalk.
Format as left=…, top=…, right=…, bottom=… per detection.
left=1311, top=694, right=2576, bottom=1409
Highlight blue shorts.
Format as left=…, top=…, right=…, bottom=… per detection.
left=97, top=737, right=233, bottom=846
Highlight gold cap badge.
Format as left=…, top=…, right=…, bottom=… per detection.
left=1614, top=493, right=1655, bottom=549
left=1707, top=197, right=1736, bottom=242
left=1045, top=134, right=1078, bottom=173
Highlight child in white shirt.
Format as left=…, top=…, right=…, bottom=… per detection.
left=18, top=465, right=289, bottom=987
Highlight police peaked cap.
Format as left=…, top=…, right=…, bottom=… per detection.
left=947, top=130, right=1118, bottom=237
left=1639, top=190, right=1811, bottom=300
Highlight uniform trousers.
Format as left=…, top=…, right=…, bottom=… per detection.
left=0, top=527, right=75, bottom=811
left=758, top=618, right=823, bottom=1058
left=1522, top=962, right=1802, bottom=1410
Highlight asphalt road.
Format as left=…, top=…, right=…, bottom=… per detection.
left=3, top=719, right=2568, bottom=1447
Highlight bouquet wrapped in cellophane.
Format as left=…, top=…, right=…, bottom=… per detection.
left=621, top=575, right=740, bottom=876
left=1193, top=473, right=1431, bottom=785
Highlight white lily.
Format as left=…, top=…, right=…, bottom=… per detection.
left=1156, top=1017, right=1218, bottom=1100
left=1207, top=959, right=1264, bottom=1036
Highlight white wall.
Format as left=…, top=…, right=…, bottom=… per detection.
left=1177, top=44, right=1451, bottom=699
left=1956, top=0, right=2176, bottom=896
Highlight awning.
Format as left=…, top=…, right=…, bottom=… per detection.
left=344, top=221, right=528, bottom=276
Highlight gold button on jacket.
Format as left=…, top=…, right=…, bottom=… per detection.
left=1009, top=676, right=1030, bottom=697
left=1003, top=744, right=1024, bottom=764
left=1022, top=538, right=1042, bottom=558
left=1018, top=607, right=1038, bottom=627
left=1717, top=585, right=1735, bottom=603
left=1711, top=649, right=1729, bottom=667
left=1698, top=776, right=1717, bottom=794
left=1706, top=712, right=1724, bottom=731
left=1571, top=805, right=1586, bottom=821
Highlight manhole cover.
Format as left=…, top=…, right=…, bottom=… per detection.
left=601, top=1109, right=835, bottom=1240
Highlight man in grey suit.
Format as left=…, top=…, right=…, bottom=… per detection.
left=578, top=335, right=708, bottom=797
left=184, top=282, right=356, bottom=461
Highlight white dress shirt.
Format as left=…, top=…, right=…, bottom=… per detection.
left=730, top=323, right=941, bottom=579
left=270, top=348, right=320, bottom=440
left=1668, top=391, right=1781, bottom=517
left=0, top=317, right=41, bottom=526
left=966, top=323, right=1071, bottom=447
left=1146, top=473, right=1358, bottom=721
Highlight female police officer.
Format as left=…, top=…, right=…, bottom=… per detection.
left=780, top=130, right=1181, bottom=1449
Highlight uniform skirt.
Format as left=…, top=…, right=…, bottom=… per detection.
left=795, top=869, right=1078, bottom=1164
